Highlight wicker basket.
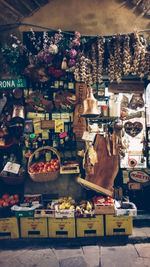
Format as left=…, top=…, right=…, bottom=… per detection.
left=28, top=146, right=61, bottom=182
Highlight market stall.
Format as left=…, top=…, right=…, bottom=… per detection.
left=0, top=27, right=149, bottom=239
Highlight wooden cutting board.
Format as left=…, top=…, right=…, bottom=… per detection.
left=85, top=135, right=119, bottom=191
left=76, top=176, right=113, bottom=197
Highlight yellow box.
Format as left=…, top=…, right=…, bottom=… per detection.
left=0, top=217, right=19, bottom=239
left=76, top=215, right=104, bottom=237
left=20, top=217, right=48, bottom=238
left=105, top=215, right=133, bottom=236
left=48, top=218, right=75, bottom=238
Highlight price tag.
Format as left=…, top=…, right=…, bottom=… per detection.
left=82, top=131, right=96, bottom=142
left=3, top=162, right=20, bottom=174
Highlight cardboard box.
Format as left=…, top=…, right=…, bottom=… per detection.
left=48, top=218, right=75, bottom=238
left=94, top=204, right=115, bottom=215
left=55, top=205, right=75, bottom=218
left=34, top=209, right=55, bottom=218
left=20, top=217, right=48, bottom=238
left=0, top=217, right=19, bottom=239
left=115, top=202, right=137, bottom=217
left=105, top=215, right=133, bottom=236
left=76, top=215, right=104, bottom=237
left=15, top=210, right=35, bottom=218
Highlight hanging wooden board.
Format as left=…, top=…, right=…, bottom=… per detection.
left=41, top=120, right=55, bottom=129
left=108, top=80, right=145, bottom=93
left=73, top=83, right=87, bottom=140
left=76, top=177, right=113, bottom=197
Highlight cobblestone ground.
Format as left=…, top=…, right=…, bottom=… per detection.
left=0, top=242, right=150, bottom=267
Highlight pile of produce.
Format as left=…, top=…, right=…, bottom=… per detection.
left=29, top=158, right=60, bottom=173
left=92, top=196, right=114, bottom=206
left=56, top=197, right=75, bottom=210
left=75, top=200, right=94, bottom=217
left=0, top=193, right=19, bottom=208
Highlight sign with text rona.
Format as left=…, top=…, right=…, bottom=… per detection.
left=0, top=78, right=26, bottom=89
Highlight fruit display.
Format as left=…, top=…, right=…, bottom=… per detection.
left=56, top=196, right=75, bottom=210
left=92, top=196, right=114, bottom=206
left=75, top=200, right=94, bottom=217
left=23, top=194, right=42, bottom=205
left=0, top=193, right=19, bottom=208
left=29, top=158, right=60, bottom=174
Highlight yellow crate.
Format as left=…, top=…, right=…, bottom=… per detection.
left=0, top=217, right=19, bottom=239
left=105, top=215, right=133, bottom=236
left=48, top=218, right=75, bottom=238
left=20, top=217, right=48, bottom=238
left=76, top=215, right=104, bottom=237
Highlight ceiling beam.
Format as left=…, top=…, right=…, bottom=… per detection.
left=19, top=0, right=37, bottom=13
left=0, top=0, right=23, bottom=18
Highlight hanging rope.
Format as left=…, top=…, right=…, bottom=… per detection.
left=0, top=22, right=149, bottom=38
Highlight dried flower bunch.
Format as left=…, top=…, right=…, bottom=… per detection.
left=1, top=29, right=150, bottom=83
left=1, top=29, right=83, bottom=80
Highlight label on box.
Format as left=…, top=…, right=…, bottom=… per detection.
left=52, top=113, right=61, bottom=120
left=27, top=112, right=45, bottom=119
left=33, top=119, right=42, bottom=134
left=42, top=129, right=49, bottom=140
left=61, top=112, right=70, bottom=119
left=55, top=120, right=64, bottom=133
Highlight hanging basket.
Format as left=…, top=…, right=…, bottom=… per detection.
left=28, top=146, right=61, bottom=182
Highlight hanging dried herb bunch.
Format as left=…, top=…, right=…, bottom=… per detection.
left=114, top=35, right=123, bottom=83
left=97, top=38, right=105, bottom=83
left=107, top=38, right=116, bottom=83
left=131, top=31, right=142, bottom=76
left=138, top=36, right=148, bottom=78
left=74, top=51, right=93, bottom=86
left=123, top=34, right=132, bottom=76
left=91, top=42, right=97, bottom=84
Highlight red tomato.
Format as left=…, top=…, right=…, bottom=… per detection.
left=0, top=199, right=4, bottom=206
left=29, top=167, right=35, bottom=173
left=3, top=201, right=9, bottom=207
left=38, top=162, right=45, bottom=167
left=13, top=194, right=19, bottom=200
left=55, top=164, right=59, bottom=170
left=2, top=194, right=9, bottom=201
left=47, top=166, right=52, bottom=172
left=10, top=199, right=16, bottom=205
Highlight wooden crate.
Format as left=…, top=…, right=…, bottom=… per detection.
left=76, top=215, right=104, bottom=237
left=105, top=215, right=133, bottom=236
left=0, top=217, right=19, bottom=239
left=20, top=217, right=48, bottom=238
left=48, top=218, right=75, bottom=238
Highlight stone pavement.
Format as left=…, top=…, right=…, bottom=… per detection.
left=0, top=212, right=150, bottom=267
left=0, top=241, right=150, bottom=267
